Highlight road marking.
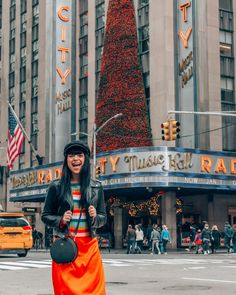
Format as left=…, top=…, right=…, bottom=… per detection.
left=188, top=266, right=206, bottom=270
left=24, top=260, right=52, bottom=265
left=182, top=277, right=236, bottom=284
left=0, top=260, right=51, bottom=271
left=102, top=258, right=232, bottom=266
left=0, top=264, right=28, bottom=270
left=0, top=261, right=50, bottom=268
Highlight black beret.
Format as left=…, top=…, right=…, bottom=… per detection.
left=64, top=140, right=90, bottom=157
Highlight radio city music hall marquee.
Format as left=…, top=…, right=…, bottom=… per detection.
left=9, top=148, right=236, bottom=201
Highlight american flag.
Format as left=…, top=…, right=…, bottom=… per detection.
left=7, top=107, right=24, bottom=169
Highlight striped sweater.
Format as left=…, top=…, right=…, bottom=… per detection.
left=69, top=183, right=90, bottom=237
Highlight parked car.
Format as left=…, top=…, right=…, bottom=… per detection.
left=0, top=212, right=33, bottom=257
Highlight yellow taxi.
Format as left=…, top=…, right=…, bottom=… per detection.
left=0, top=212, right=33, bottom=257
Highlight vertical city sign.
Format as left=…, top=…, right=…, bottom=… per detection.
left=55, top=1, right=72, bottom=161
left=177, top=0, right=195, bottom=148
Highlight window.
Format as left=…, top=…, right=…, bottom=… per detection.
left=10, top=28, right=15, bottom=39
left=31, top=97, right=38, bottom=113
left=32, top=25, right=38, bottom=41
left=20, top=82, right=26, bottom=93
left=32, top=0, right=39, bottom=6
left=79, top=95, right=88, bottom=119
left=79, top=36, right=88, bottom=54
left=9, top=61, right=15, bottom=72
left=138, top=5, right=149, bottom=26
left=95, top=28, right=105, bottom=47
left=9, top=72, right=15, bottom=88
left=139, top=0, right=149, bottom=7
left=80, top=13, right=88, bottom=37
left=220, top=56, right=234, bottom=77
left=79, top=78, right=88, bottom=95
left=19, top=101, right=26, bottom=118
left=96, top=2, right=105, bottom=30
left=221, top=77, right=234, bottom=90
left=79, top=0, right=88, bottom=14
left=219, top=10, right=233, bottom=31
left=20, top=66, right=26, bottom=82
left=32, top=5, right=39, bottom=25
left=9, top=39, right=15, bottom=54
left=220, top=31, right=232, bottom=44
left=32, top=60, right=38, bottom=77
left=20, top=32, right=27, bottom=48
left=219, top=0, right=232, bottom=11
left=10, top=5, right=16, bottom=21
left=220, top=43, right=232, bottom=56
left=21, top=0, right=27, bottom=13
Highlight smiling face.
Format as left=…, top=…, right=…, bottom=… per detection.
left=67, top=151, right=85, bottom=181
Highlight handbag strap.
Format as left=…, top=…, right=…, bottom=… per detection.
left=67, top=206, right=83, bottom=240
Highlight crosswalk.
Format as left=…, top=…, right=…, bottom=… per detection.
left=0, top=260, right=51, bottom=271
left=0, top=258, right=234, bottom=271
left=102, top=258, right=234, bottom=267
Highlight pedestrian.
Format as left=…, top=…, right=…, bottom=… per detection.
left=126, top=224, right=136, bottom=254
left=135, top=224, right=144, bottom=254
left=211, top=225, right=221, bottom=254
left=232, top=225, right=236, bottom=253
left=146, top=223, right=153, bottom=250
left=194, top=229, right=203, bottom=254
left=150, top=224, right=161, bottom=254
left=185, top=225, right=196, bottom=251
left=161, top=225, right=171, bottom=255
left=224, top=221, right=233, bottom=253
left=201, top=223, right=212, bottom=254
left=41, top=140, right=106, bottom=295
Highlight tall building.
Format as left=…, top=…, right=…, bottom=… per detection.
left=0, top=0, right=235, bottom=248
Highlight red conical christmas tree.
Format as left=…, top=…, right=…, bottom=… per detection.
left=95, top=0, right=152, bottom=153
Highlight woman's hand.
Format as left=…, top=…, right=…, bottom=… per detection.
left=62, top=210, right=73, bottom=224
left=88, top=205, right=97, bottom=219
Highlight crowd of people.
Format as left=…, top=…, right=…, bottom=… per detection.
left=186, top=221, right=236, bottom=254
left=126, top=223, right=171, bottom=255
left=125, top=221, right=236, bottom=255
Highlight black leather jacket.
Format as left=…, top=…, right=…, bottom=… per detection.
left=41, top=179, right=107, bottom=238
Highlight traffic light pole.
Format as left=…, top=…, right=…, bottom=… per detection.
left=92, top=113, right=123, bottom=178
left=168, top=110, right=236, bottom=117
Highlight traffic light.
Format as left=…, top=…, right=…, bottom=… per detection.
left=161, top=121, right=170, bottom=141
left=170, top=120, right=180, bottom=140
left=95, top=166, right=101, bottom=178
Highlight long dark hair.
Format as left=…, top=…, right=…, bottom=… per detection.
left=59, top=153, right=91, bottom=207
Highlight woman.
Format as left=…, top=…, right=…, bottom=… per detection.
left=201, top=223, right=212, bottom=254
left=211, top=225, right=221, bottom=254
left=135, top=224, right=144, bottom=254
left=42, top=140, right=107, bottom=295
left=160, top=225, right=171, bottom=255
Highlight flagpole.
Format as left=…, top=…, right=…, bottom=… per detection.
left=8, top=102, right=43, bottom=165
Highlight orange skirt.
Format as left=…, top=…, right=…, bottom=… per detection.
left=52, top=237, right=106, bottom=295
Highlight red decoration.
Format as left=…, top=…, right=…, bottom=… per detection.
left=95, top=0, right=152, bottom=153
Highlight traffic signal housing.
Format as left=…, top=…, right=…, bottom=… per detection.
left=161, top=121, right=170, bottom=141
left=95, top=166, right=101, bottom=178
left=170, top=120, right=180, bottom=140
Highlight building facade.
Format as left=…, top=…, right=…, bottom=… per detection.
left=0, top=0, right=236, bottom=248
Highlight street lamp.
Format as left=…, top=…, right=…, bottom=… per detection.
left=93, top=113, right=122, bottom=178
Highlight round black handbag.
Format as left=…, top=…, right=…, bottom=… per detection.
left=50, top=237, right=78, bottom=264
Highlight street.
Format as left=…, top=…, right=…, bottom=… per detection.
left=0, top=250, right=235, bottom=295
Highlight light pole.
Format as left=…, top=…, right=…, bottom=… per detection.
left=93, top=113, right=122, bottom=178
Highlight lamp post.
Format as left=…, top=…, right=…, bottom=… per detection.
left=93, top=113, right=122, bottom=178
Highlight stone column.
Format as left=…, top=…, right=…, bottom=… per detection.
left=161, top=191, right=177, bottom=249
left=114, top=207, right=123, bottom=249
left=207, top=194, right=214, bottom=227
